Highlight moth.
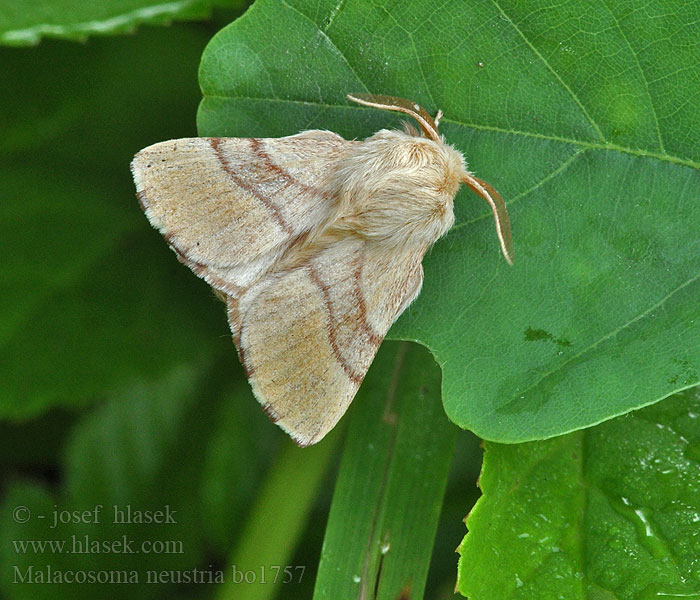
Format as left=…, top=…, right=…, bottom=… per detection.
left=131, top=94, right=513, bottom=446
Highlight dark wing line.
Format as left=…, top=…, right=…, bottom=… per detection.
left=208, top=137, right=294, bottom=235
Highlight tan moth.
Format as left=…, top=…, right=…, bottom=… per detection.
left=131, top=94, right=513, bottom=446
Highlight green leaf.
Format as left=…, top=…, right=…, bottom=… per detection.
left=457, top=388, right=700, bottom=599
left=0, top=0, right=216, bottom=46
left=198, top=0, right=700, bottom=443
left=314, top=342, right=457, bottom=599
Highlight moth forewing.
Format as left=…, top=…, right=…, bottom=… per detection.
left=132, top=94, right=513, bottom=446
left=131, top=133, right=350, bottom=292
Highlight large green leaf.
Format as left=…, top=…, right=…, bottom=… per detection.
left=457, top=388, right=700, bottom=599
left=197, top=0, right=700, bottom=443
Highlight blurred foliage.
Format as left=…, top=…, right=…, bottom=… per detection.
left=0, top=0, right=234, bottom=46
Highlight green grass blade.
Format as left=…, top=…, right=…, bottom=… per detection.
left=314, top=341, right=457, bottom=599
left=216, top=431, right=340, bottom=600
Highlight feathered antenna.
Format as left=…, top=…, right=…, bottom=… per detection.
left=462, top=174, right=514, bottom=265
left=347, top=93, right=441, bottom=141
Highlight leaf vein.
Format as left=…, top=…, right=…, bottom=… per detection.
left=450, top=148, right=586, bottom=233
left=279, top=0, right=369, bottom=95
left=500, top=272, right=700, bottom=410
left=597, top=0, right=666, bottom=153
left=487, top=0, right=607, bottom=143
left=198, top=96, right=700, bottom=170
